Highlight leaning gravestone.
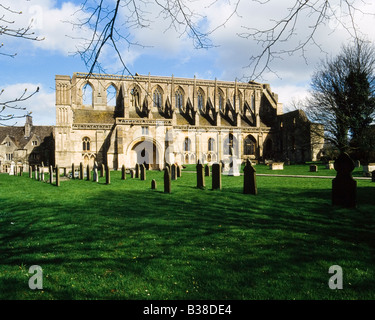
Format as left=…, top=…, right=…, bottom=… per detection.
left=212, top=162, right=222, bottom=190
left=243, top=159, right=257, bottom=195
left=140, top=164, right=146, bottom=180
left=151, top=179, right=157, bottom=190
left=121, top=165, right=126, bottom=180
left=332, top=152, right=356, bottom=208
left=164, top=167, right=171, bottom=193
left=204, top=164, right=210, bottom=177
left=196, top=160, right=205, bottom=188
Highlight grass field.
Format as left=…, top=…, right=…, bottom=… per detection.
left=0, top=166, right=375, bottom=300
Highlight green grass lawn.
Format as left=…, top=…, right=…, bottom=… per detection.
left=0, top=169, right=375, bottom=300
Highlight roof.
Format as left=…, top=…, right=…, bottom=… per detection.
left=0, top=125, right=54, bottom=149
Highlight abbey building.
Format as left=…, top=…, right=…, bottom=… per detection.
left=53, top=72, right=323, bottom=170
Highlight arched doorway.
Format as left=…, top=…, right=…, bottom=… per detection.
left=131, top=139, right=160, bottom=170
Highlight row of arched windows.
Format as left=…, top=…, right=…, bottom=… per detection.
left=183, top=134, right=259, bottom=156
left=81, top=82, right=256, bottom=112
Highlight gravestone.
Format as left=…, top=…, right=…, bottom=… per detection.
left=177, top=165, right=182, bottom=178
left=332, top=152, right=356, bottom=208
left=204, top=164, right=210, bottom=177
left=105, top=165, right=111, bottom=185
left=19, top=166, right=23, bottom=176
left=79, top=162, right=83, bottom=180
left=72, top=163, right=75, bottom=179
left=121, top=165, right=126, bottom=180
left=29, top=165, right=32, bottom=178
left=130, top=169, right=135, bottom=178
left=56, top=165, right=60, bottom=187
left=372, top=170, right=375, bottom=183
left=135, top=163, right=140, bottom=178
left=171, top=164, right=177, bottom=180
left=40, top=166, right=44, bottom=181
left=355, top=160, right=361, bottom=168
left=212, top=162, right=222, bottom=190
left=93, top=162, right=99, bottom=182
left=164, top=167, right=171, bottom=193
left=86, top=164, right=91, bottom=181
left=140, top=164, right=146, bottom=180
left=49, top=165, right=53, bottom=184
left=310, top=165, right=318, bottom=172
left=326, top=161, right=334, bottom=170
left=196, top=160, right=205, bottom=188
left=9, top=161, right=15, bottom=175
left=270, top=162, right=284, bottom=170
left=151, top=179, right=157, bottom=190
left=34, top=165, right=38, bottom=180
left=243, top=159, right=257, bottom=195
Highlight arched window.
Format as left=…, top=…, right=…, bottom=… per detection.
left=131, top=87, right=140, bottom=107
left=82, top=137, right=91, bottom=151
left=184, top=137, right=191, bottom=152
left=153, top=87, right=162, bottom=109
left=197, top=89, right=204, bottom=111
left=106, top=84, right=117, bottom=106
left=244, top=135, right=257, bottom=155
left=82, top=83, right=93, bottom=106
left=208, top=138, right=215, bottom=152
left=175, top=88, right=184, bottom=109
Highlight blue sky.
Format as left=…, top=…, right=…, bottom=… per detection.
left=1, top=0, right=375, bottom=125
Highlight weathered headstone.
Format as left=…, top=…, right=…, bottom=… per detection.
left=49, top=165, right=53, bottom=184
left=9, top=161, right=15, bottom=176
left=196, top=160, right=205, bottom=188
left=332, top=152, right=356, bottom=208
left=40, top=166, right=44, bottom=181
left=212, top=162, right=222, bottom=190
left=121, top=165, right=126, bottom=180
left=79, top=162, right=83, bottom=180
left=34, top=165, right=38, bottom=180
left=171, top=163, right=177, bottom=180
left=177, top=165, right=182, bottom=178
left=130, top=169, right=135, bottom=178
left=106, top=165, right=111, bottom=185
left=243, top=159, right=257, bottom=195
left=270, top=162, right=284, bottom=170
left=56, top=165, right=60, bottom=187
left=86, top=164, right=91, bottom=181
left=326, top=161, right=334, bottom=170
left=310, top=165, right=318, bottom=172
left=140, top=164, right=146, bottom=180
left=93, top=162, right=99, bottom=182
left=164, top=167, right=171, bottom=193
left=135, top=163, right=140, bottom=178
left=29, top=165, right=32, bottom=178
left=72, top=163, right=75, bottom=179
left=204, top=164, right=210, bottom=177
left=151, top=179, right=157, bottom=190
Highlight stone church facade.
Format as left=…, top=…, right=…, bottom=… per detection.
left=54, top=72, right=323, bottom=170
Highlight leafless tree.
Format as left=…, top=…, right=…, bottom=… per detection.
left=72, top=0, right=373, bottom=81
left=0, top=3, right=44, bottom=125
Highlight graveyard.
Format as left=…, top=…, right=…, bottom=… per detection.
left=0, top=163, right=375, bottom=300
